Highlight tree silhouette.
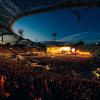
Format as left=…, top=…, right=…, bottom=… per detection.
left=18, top=29, right=23, bottom=38
left=76, top=41, right=85, bottom=46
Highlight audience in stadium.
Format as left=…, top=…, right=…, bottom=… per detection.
left=0, top=51, right=99, bottom=100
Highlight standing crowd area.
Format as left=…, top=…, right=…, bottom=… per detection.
left=0, top=48, right=100, bottom=100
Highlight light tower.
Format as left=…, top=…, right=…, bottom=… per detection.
left=0, top=28, right=4, bottom=46
left=52, top=33, right=57, bottom=41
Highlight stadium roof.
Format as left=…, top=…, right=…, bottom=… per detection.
left=0, top=0, right=100, bottom=33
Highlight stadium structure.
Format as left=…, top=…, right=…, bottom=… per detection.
left=0, top=0, right=100, bottom=45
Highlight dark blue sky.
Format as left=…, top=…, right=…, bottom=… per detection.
left=13, top=8, right=100, bottom=43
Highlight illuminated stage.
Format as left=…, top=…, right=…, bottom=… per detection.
left=46, top=46, right=92, bottom=57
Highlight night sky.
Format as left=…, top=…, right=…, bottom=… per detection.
left=13, top=8, right=100, bottom=43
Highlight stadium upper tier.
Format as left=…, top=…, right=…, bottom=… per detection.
left=0, top=0, right=100, bottom=44
left=0, top=0, right=100, bottom=29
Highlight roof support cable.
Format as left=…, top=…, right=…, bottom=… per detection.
left=0, top=0, right=20, bottom=16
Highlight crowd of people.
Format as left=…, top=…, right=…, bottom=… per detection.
left=0, top=49, right=100, bottom=100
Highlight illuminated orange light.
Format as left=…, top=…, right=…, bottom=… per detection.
left=71, top=48, right=76, bottom=53
left=47, top=46, right=71, bottom=54
left=76, top=50, right=91, bottom=56
left=59, top=47, right=71, bottom=51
